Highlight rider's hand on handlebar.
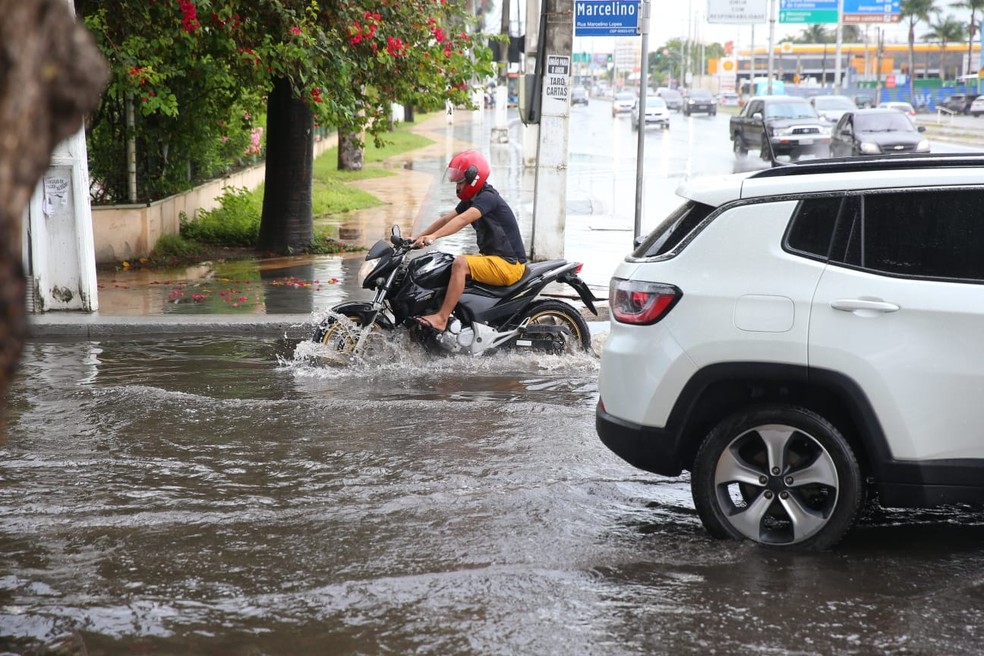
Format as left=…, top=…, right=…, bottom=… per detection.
left=412, top=235, right=435, bottom=249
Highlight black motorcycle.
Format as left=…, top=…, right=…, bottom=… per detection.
left=313, top=226, right=597, bottom=356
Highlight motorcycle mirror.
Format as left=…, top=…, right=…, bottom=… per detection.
left=390, top=225, right=402, bottom=245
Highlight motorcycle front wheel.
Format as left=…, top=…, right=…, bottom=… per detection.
left=312, top=313, right=383, bottom=356
left=515, top=299, right=592, bottom=353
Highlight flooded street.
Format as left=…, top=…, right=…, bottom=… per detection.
left=4, top=337, right=984, bottom=655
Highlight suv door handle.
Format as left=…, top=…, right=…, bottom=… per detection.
left=830, top=299, right=900, bottom=313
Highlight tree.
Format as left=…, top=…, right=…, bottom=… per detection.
left=922, top=13, right=965, bottom=79
left=902, top=0, right=938, bottom=101
left=0, top=0, right=107, bottom=426
left=951, top=0, right=984, bottom=75
left=78, top=1, right=496, bottom=254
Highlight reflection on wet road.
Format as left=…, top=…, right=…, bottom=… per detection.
left=3, top=337, right=984, bottom=654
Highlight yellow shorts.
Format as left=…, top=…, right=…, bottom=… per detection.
left=463, top=255, right=526, bottom=286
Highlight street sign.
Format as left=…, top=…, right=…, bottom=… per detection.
left=842, top=0, right=901, bottom=23
left=574, top=0, right=640, bottom=37
left=707, top=0, right=768, bottom=23
left=779, top=0, right=838, bottom=24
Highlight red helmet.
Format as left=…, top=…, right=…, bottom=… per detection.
left=444, top=150, right=490, bottom=201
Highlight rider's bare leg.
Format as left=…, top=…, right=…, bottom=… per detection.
left=417, top=256, right=470, bottom=332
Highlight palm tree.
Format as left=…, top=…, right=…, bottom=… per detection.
left=922, top=13, right=966, bottom=79
left=902, top=0, right=938, bottom=102
left=951, top=0, right=984, bottom=75
left=798, top=24, right=832, bottom=43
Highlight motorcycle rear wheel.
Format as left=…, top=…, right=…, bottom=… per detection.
left=516, top=300, right=592, bottom=353
left=312, top=313, right=382, bottom=356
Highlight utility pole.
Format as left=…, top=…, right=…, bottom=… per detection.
left=492, top=0, right=512, bottom=143
left=634, top=0, right=651, bottom=241
left=834, top=0, right=844, bottom=92
left=530, top=0, right=573, bottom=261
left=767, top=0, right=776, bottom=95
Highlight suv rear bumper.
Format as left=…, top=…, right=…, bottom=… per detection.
left=596, top=403, right=685, bottom=477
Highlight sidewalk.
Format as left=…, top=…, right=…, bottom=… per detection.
left=28, top=109, right=622, bottom=339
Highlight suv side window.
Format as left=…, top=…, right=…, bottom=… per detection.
left=840, top=189, right=984, bottom=281
left=633, top=201, right=715, bottom=258
left=785, top=196, right=842, bottom=259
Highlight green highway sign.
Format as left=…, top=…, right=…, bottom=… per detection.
left=779, top=8, right=838, bottom=22
left=779, top=0, right=838, bottom=23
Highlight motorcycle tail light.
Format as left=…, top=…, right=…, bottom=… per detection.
left=573, top=262, right=584, bottom=274
left=609, top=278, right=681, bottom=325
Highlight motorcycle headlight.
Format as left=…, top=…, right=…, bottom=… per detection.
left=359, top=257, right=381, bottom=284
left=859, top=141, right=881, bottom=154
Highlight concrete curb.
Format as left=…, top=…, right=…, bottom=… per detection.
left=28, top=314, right=317, bottom=340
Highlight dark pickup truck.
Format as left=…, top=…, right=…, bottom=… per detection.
left=730, top=95, right=831, bottom=161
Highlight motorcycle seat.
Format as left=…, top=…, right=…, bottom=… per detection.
left=469, top=259, right=568, bottom=297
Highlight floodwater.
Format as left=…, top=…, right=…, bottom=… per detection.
left=3, top=336, right=984, bottom=655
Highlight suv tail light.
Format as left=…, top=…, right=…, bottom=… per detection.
left=609, top=279, right=682, bottom=325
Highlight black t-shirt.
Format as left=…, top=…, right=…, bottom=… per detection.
left=455, top=184, right=527, bottom=263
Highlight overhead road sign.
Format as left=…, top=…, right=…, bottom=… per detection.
left=842, top=0, right=901, bottom=23
left=574, top=0, right=640, bottom=37
left=779, top=0, right=838, bottom=24
left=707, top=0, right=768, bottom=23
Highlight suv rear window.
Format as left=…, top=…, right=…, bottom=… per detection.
left=633, top=201, right=715, bottom=258
left=785, top=196, right=842, bottom=259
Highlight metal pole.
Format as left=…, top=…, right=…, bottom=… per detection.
left=767, top=0, right=776, bottom=95
left=834, top=0, right=844, bottom=93
left=634, top=0, right=650, bottom=242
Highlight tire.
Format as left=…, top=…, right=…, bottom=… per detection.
left=312, top=312, right=383, bottom=356
left=691, top=405, right=864, bottom=550
left=514, top=299, right=592, bottom=353
left=733, top=135, right=747, bottom=159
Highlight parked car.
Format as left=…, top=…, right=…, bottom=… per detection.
left=730, top=95, right=831, bottom=161
left=631, top=94, right=670, bottom=130
left=878, top=101, right=916, bottom=118
left=717, top=91, right=740, bottom=107
left=941, top=93, right=979, bottom=114
left=829, top=109, right=929, bottom=157
left=656, top=87, right=684, bottom=112
left=853, top=93, right=875, bottom=109
left=682, top=88, right=717, bottom=116
left=571, top=87, right=589, bottom=106
left=969, top=95, right=984, bottom=117
left=597, top=154, right=984, bottom=550
left=611, top=91, right=636, bottom=116
left=810, top=94, right=858, bottom=124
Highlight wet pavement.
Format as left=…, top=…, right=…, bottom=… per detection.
left=5, top=336, right=984, bottom=655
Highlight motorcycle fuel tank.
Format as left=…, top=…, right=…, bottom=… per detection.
left=409, top=251, right=454, bottom=287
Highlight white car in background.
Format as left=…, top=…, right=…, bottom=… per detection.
left=970, top=96, right=984, bottom=117
left=611, top=91, right=636, bottom=116
left=878, top=101, right=917, bottom=118
left=631, top=95, right=670, bottom=130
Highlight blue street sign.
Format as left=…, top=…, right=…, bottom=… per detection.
left=574, top=0, right=640, bottom=37
left=842, top=0, right=901, bottom=23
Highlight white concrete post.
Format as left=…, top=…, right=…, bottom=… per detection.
left=26, top=129, right=99, bottom=312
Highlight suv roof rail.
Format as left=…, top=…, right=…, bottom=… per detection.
left=749, top=153, right=984, bottom=178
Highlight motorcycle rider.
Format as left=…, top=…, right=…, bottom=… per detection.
left=411, top=150, right=527, bottom=333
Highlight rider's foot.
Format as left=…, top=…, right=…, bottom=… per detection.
left=413, top=314, right=447, bottom=332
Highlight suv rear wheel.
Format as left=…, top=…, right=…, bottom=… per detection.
left=691, top=405, right=863, bottom=550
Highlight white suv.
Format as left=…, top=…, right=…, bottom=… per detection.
left=596, top=155, right=984, bottom=550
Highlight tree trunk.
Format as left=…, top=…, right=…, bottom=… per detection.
left=337, top=130, right=364, bottom=171
left=258, top=76, right=314, bottom=253
left=0, top=0, right=107, bottom=429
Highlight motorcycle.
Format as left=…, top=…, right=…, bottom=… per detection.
left=313, top=225, right=598, bottom=357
